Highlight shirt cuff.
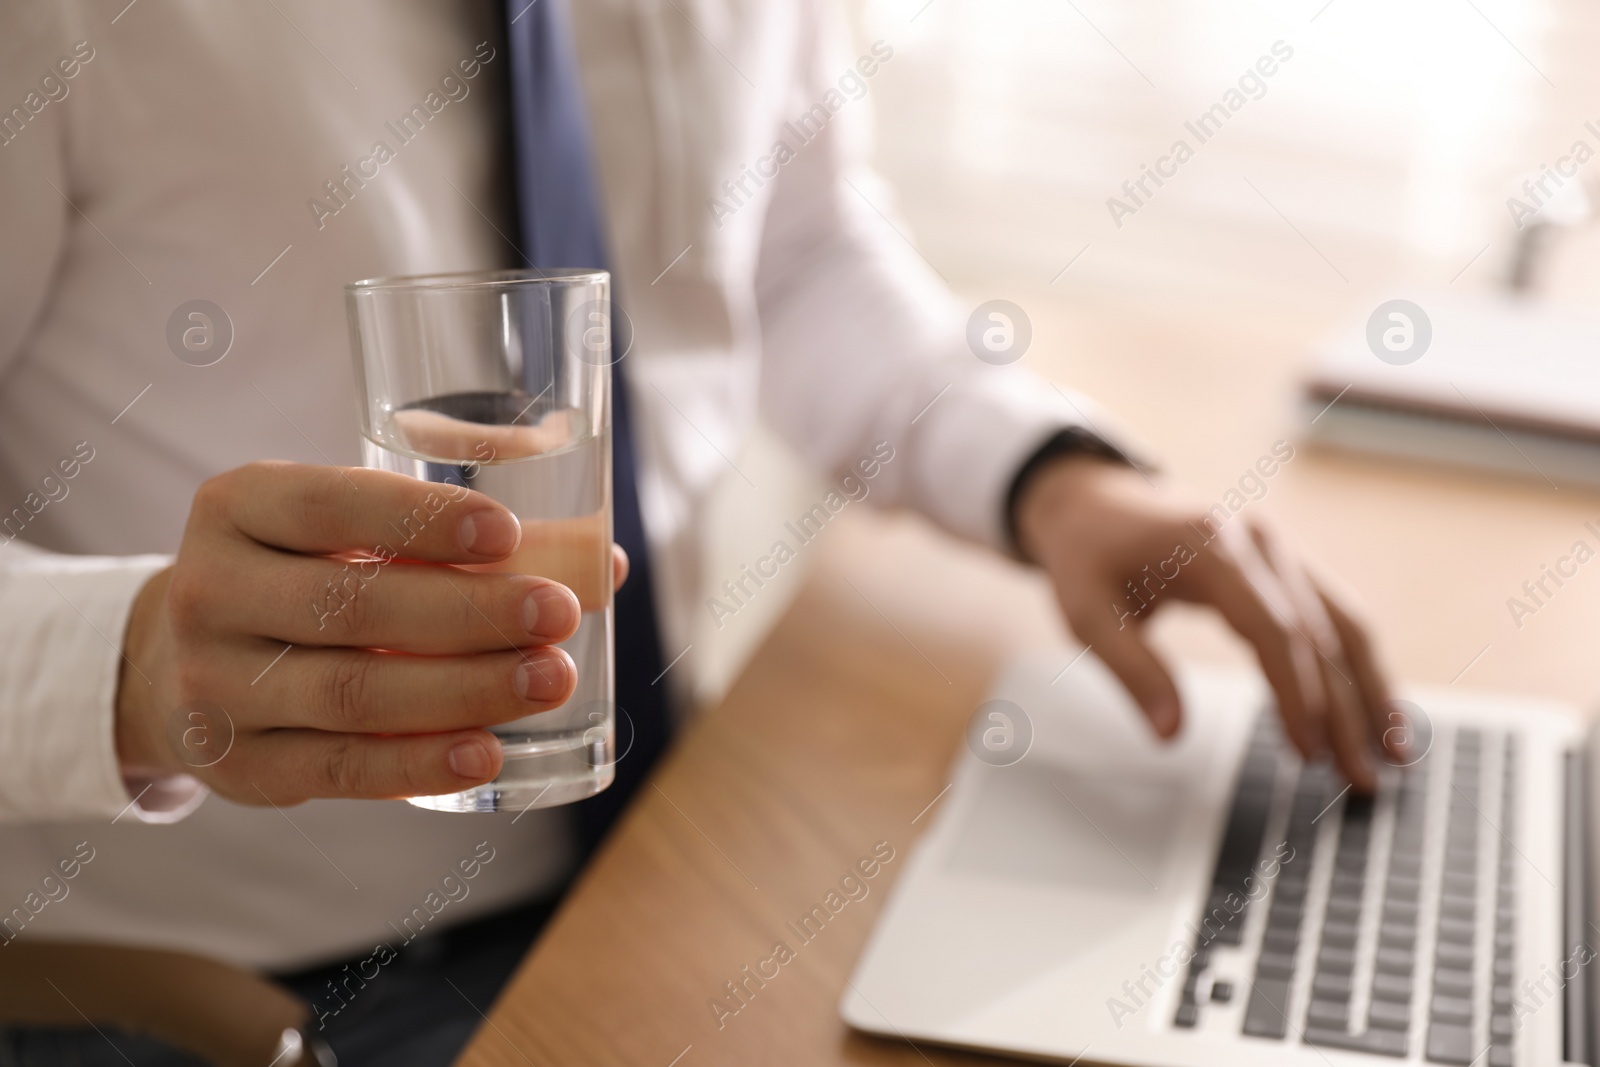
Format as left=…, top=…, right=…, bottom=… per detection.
left=908, top=366, right=1153, bottom=554
left=0, top=549, right=201, bottom=823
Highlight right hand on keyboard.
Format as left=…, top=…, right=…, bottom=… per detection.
left=1013, top=454, right=1407, bottom=792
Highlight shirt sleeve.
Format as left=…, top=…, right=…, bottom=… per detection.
left=0, top=11, right=203, bottom=825
left=0, top=542, right=204, bottom=823
left=751, top=2, right=1146, bottom=553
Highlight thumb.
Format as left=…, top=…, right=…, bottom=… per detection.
left=1070, top=605, right=1183, bottom=739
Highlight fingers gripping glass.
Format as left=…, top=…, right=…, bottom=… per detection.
left=346, top=269, right=616, bottom=813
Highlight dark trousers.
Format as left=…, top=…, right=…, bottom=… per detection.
left=0, top=895, right=559, bottom=1067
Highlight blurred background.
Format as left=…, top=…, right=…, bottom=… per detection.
left=688, top=0, right=1600, bottom=717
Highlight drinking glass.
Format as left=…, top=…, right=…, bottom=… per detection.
left=345, top=268, right=614, bottom=813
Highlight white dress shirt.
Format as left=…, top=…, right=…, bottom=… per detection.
left=0, top=0, right=1098, bottom=968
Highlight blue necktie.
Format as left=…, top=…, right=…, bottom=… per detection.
left=503, top=0, right=671, bottom=853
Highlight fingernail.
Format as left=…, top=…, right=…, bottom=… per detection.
left=522, top=585, right=578, bottom=638
left=448, top=739, right=493, bottom=780
left=515, top=652, right=570, bottom=702
left=458, top=509, right=520, bottom=557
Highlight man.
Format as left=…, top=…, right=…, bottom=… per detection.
left=0, top=1, right=1397, bottom=1062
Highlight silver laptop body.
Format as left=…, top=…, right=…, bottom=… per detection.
left=843, top=652, right=1590, bottom=1067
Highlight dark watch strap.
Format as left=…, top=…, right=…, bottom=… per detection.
left=1003, top=426, right=1138, bottom=559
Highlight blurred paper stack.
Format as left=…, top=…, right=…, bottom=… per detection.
left=1303, top=290, right=1600, bottom=488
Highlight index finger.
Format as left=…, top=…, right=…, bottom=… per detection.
left=1247, top=523, right=1377, bottom=791
left=199, top=461, right=521, bottom=563
left=1182, top=531, right=1330, bottom=761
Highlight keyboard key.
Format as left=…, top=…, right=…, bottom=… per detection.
left=1389, top=874, right=1423, bottom=897
left=1430, top=994, right=1471, bottom=1024
left=1174, top=1002, right=1198, bottom=1028
left=1209, top=980, right=1233, bottom=1004
left=1433, top=969, right=1472, bottom=997
left=1426, top=1021, right=1473, bottom=1064
left=1487, top=1046, right=1513, bottom=1067
left=1376, top=947, right=1414, bottom=974
left=1325, top=897, right=1362, bottom=921
left=1373, top=972, right=1413, bottom=1001
left=1267, top=905, right=1304, bottom=929
left=1322, top=922, right=1359, bottom=948
left=1274, top=882, right=1307, bottom=905
left=1317, top=946, right=1355, bottom=974
left=1335, top=849, right=1369, bottom=869
left=1379, top=924, right=1417, bottom=949
left=1384, top=900, right=1420, bottom=923
left=1369, top=998, right=1411, bottom=1030
left=1200, top=732, right=1280, bottom=950
left=1257, top=951, right=1295, bottom=979
left=1312, top=972, right=1352, bottom=1000
left=1305, top=1026, right=1408, bottom=1057
left=1307, top=999, right=1348, bottom=1028
left=1262, top=928, right=1299, bottom=953
left=1331, top=872, right=1365, bottom=895
left=1243, top=978, right=1292, bottom=1038
left=1390, top=852, right=1423, bottom=873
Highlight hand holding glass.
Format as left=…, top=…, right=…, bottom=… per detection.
left=346, top=269, right=615, bottom=813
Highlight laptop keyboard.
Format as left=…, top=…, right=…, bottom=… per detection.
left=1173, top=714, right=1520, bottom=1065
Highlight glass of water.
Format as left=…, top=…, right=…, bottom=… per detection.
left=345, top=268, right=614, bottom=813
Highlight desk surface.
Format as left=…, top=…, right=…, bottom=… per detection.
left=459, top=2, right=1600, bottom=1061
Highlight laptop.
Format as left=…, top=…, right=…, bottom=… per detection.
left=841, top=650, right=1593, bottom=1066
